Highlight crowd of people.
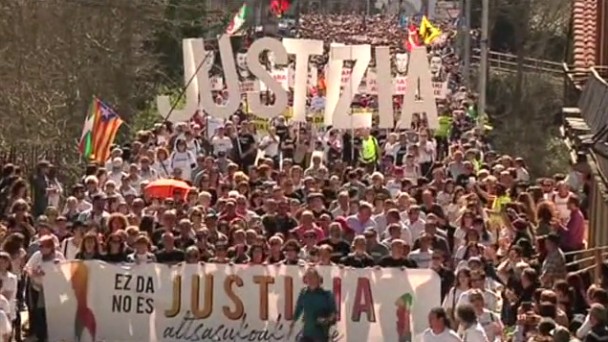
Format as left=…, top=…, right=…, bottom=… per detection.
left=0, top=11, right=606, bottom=342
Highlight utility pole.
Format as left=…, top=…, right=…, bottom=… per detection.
left=478, top=0, right=489, bottom=131
left=463, top=0, right=472, bottom=87
left=458, top=0, right=465, bottom=56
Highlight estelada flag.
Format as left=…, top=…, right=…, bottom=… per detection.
left=270, top=0, right=291, bottom=18
left=404, top=24, right=422, bottom=52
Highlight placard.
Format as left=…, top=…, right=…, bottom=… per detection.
left=43, top=261, right=440, bottom=342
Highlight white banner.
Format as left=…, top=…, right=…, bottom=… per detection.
left=43, top=261, right=440, bottom=342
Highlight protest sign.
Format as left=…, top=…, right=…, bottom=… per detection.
left=43, top=261, right=440, bottom=342
left=158, top=36, right=439, bottom=129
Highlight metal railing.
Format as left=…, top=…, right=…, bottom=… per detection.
left=564, top=245, right=608, bottom=284
left=471, top=49, right=564, bottom=77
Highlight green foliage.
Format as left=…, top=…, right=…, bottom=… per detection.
left=131, top=86, right=186, bottom=135
left=486, top=72, right=570, bottom=178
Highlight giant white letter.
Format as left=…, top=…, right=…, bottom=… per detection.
left=324, top=44, right=371, bottom=128
left=199, top=34, right=241, bottom=119
left=282, top=38, right=324, bottom=122
left=375, top=46, right=394, bottom=129
left=246, top=37, right=289, bottom=120
left=398, top=47, right=439, bottom=129
left=156, top=38, right=201, bottom=123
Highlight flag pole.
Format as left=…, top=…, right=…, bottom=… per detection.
left=164, top=50, right=214, bottom=123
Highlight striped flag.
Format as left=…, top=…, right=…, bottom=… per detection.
left=78, top=97, right=124, bottom=164
left=226, top=3, right=250, bottom=36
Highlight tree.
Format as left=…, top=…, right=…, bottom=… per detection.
left=0, top=0, right=227, bottom=183
left=479, top=0, right=572, bottom=177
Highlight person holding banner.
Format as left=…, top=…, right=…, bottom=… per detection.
left=289, top=267, right=337, bottom=342
left=24, top=235, right=64, bottom=342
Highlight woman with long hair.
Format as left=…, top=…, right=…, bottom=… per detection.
left=443, top=267, right=472, bottom=324
left=107, top=213, right=129, bottom=234
left=102, top=232, right=129, bottom=263
left=75, top=233, right=102, bottom=260
left=535, top=201, right=556, bottom=236
left=453, top=210, right=474, bottom=250
left=8, top=179, right=29, bottom=207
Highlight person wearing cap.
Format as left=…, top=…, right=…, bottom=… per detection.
left=24, top=233, right=65, bottom=341
left=541, top=233, right=567, bottom=287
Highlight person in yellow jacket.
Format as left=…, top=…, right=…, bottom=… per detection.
left=359, top=129, right=381, bottom=172
left=435, top=115, right=452, bottom=160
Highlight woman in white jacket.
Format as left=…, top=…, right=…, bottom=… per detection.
left=170, top=139, right=196, bottom=181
